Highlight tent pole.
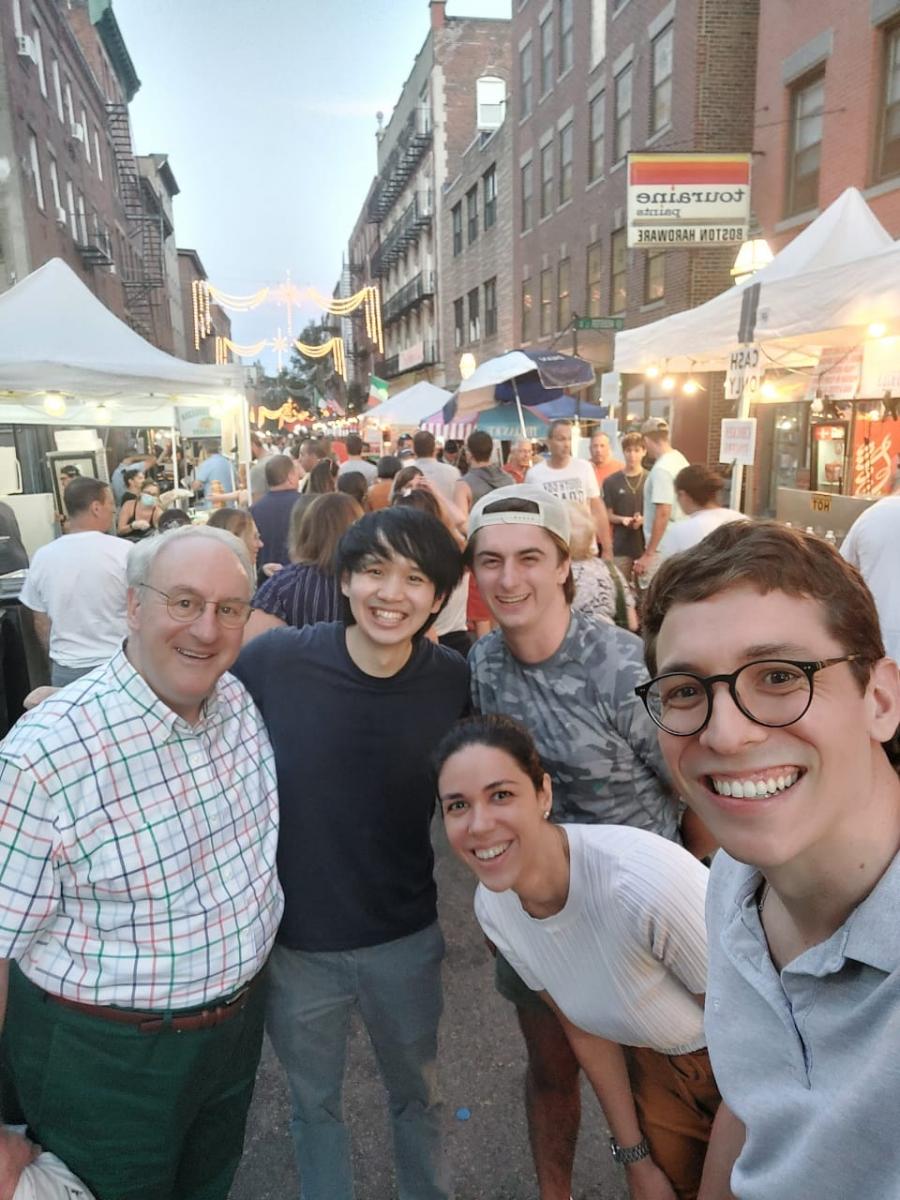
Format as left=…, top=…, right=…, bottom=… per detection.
left=729, top=388, right=751, bottom=512
left=513, top=379, right=528, bottom=442
left=170, top=425, right=179, bottom=491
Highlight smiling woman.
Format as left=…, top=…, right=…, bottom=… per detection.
left=435, top=715, right=720, bottom=1200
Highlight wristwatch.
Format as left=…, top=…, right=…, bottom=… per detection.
left=609, top=1135, right=651, bottom=1165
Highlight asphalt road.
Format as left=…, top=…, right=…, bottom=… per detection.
left=230, top=819, right=629, bottom=1200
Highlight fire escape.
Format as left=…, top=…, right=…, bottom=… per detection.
left=106, top=103, right=165, bottom=342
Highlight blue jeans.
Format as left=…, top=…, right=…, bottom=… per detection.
left=266, top=922, right=450, bottom=1200
left=50, top=662, right=94, bottom=687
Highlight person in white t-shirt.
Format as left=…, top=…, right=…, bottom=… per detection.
left=527, top=420, right=613, bottom=556
left=634, top=419, right=689, bottom=581
left=19, top=477, right=131, bottom=687
left=840, top=474, right=900, bottom=663
left=660, top=465, right=747, bottom=559
left=436, top=714, right=719, bottom=1200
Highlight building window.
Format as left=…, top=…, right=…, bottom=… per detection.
left=877, top=24, right=900, bottom=181
left=467, top=287, right=480, bottom=342
left=466, top=185, right=479, bottom=244
left=610, top=229, right=627, bottom=313
left=520, top=41, right=533, bottom=118
left=521, top=160, right=533, bottom=230
left=644, top=247, right=665, bottom=302
left=540, top=142, right=554, bottom=218
left=484, top=277, right=498, bottom=337
left=787, top=72, right=824, bottom=216
left=651, top=25, right=673, bottom=134
left=483, top=165, right=497, bottom=229
left=93, top=128, right=103, bottom=179
left=586, top=241, right=603, bottom=316
left=540, top=267, right=553, bottom=336
left=557, top=257, right=571, bottom=331
left=540, top=14, right=554, bottom=96
left=559, top=122, right=573, bottom=203
left=452, top=202, right=462, bottom=255
left=28, top=132, right=44, bottom=210
left=65, top=177, right=77, bottom=238
left=454, top=297, right=464, bottom=349
left=591, top=0, right=607, bottom=67
left=64, top=79, right=75, bottom=127
left=51, top=58, right=64, bottom=122
left=559, top=0, right=574, bottom=75
left=589, top=91, right=605, bottom=181
left=48, top=154, right=62, bottom=214
left=614, top=64, right=632, bottom=162
left=81, top=107, right=92, bottom=164
left=77, top=192, right=87, bottom=243
left=521, top=276, right=534, bottom=341
left=32, top=22, right=47, bottom=98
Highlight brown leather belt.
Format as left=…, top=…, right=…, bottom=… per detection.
left=48, top=977, right=256, bottom=1034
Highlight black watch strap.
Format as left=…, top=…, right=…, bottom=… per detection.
left=609, top=1135, right=651, bottom=1165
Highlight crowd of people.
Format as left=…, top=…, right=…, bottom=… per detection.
left=0, top=416, right=898, bottom=1200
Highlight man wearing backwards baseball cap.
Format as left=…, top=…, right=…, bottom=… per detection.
left=464, top=483, right=691, bottom=1200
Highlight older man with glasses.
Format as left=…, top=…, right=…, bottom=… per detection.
left=638, top=520, right=900, bottom=1200
left=0, top=526, right=283, bottom=1200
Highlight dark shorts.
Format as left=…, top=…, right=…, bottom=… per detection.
left=494, top=949, right=549, bottom=1013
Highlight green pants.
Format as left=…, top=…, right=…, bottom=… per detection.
left=1, top=963, right=266, bottom=1200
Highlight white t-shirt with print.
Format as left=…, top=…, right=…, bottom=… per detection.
left=526, top=457, right=600, bottom=505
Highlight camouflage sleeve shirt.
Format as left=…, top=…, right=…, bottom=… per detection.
left=470, top=608, right=679, bottom=839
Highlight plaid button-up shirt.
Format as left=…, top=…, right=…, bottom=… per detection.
left=0, top=650, right=283, bottom=1009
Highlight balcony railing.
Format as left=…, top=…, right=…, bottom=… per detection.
left=382, top=271, right=436, bottom=325
left=381, top=340, right=438, bottom=379
left=367, top=107, right=433, bottom=224
left=370, top=191, right=434, bottom=279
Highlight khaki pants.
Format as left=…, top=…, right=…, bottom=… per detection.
left=625, top=1045, right=721, bottom=1200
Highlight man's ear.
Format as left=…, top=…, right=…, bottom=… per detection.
left=866, top=657, right=900, bottom=743
left=126, top=585, right=142, bottom=633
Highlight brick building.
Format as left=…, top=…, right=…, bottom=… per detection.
left=352, top=1, right=511, bottom=395
left=177, top=248, right=232, bottom=366
left=510, top=0, right=759, bottom=462
left=135, top=153, right=181, bottom=355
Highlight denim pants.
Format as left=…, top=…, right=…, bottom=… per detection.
left=266, top=922, right=450, bottom=1200
left=50, top=661, right=93, bottom=687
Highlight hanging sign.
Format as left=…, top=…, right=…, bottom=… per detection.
left=725, top=344, right=763, bottom=401
left=720, top=418, right=758, bottom=466
left=627, top=153, right=751, bottom=248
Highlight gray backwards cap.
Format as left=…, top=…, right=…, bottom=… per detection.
left=468, top=483, right=571, bottom=544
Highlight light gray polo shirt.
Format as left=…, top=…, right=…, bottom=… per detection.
left=705, top=849, right=900, bottom=1199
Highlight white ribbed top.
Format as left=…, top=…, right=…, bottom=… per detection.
left=475, top=824, right=709, bottom=1055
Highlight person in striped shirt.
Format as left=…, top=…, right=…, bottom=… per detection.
left=0, top=526, right=283, bottom=1200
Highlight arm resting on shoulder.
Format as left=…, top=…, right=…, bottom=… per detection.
left=698, top=1101, right=743, bottom=1200
left=243, top=608, right=287, bottom=644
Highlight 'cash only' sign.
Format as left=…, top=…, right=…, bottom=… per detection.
left=626, top=153, right=752, bottom=248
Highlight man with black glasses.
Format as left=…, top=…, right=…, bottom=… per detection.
left=639, top=520, right=900, bottom=1200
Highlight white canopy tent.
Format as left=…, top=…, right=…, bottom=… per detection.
left=0, top=258, right=247, bottom=427
left=364, top=380, right=452, bottom=429
left=614, top=189, right=900, bottom=374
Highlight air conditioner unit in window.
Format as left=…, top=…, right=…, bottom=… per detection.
left=55, top=205, right=67, bottom=226
left=15, top=35, right=36, bottom=63
left=68, top=122, right=85, bottom=144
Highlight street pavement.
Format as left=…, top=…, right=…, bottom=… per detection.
left=230, top=818, right=629, bottom=1200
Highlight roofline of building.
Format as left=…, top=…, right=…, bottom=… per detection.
left=90, top=2, right=141, bottom=102
left=177, top=247, right=207, bottom=277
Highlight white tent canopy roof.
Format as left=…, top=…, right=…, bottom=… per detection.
left=364, top=380, right=452, bottom=428
left=0, top=258, right=246, bottom=425
left=614, top=188, right=900, bottom=373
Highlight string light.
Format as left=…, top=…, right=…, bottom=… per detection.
left=867, top=322, right=887, bottom=339
left=644, top=365, right=660, bottom=379
left=661, top=375, right=676, bottom=392
left=682, top=379, right=700, bottom=396
left=43, top=393, right=67, bottom=416
left=222, top=337, right=270, bottom=358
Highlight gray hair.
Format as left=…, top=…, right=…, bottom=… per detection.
left=126, top=525, right=254, bottom=592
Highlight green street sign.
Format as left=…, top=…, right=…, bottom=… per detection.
left=575, top=316, right=625, bottom=331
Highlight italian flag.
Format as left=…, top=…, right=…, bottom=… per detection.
left=367, top=375, right=389, bottom=408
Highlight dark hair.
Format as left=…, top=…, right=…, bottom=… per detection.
left=548, top=419, right=572, bottom=437
left=64, top=476, right=109, bottom=517
left=335, top=507, right=463, bottom=635
left=642, top=520, right=884, bottom=690
left=207, top=506, right=255, bottom=543
left=346, top=433, right=364, bottom=456
left=265, top=454, right=296, bottom=488
left=621, top=432, right=644, bottom=451
left=157, top=508, right=191, bottom=532
left=307, top=459, right=337, bottom=494
left=251, top=432, right=264, bottom=450
left=377, top=455, right=402, bottom=480
left=291, top=492, right=362, bottom=571
left=444, top=439, right=461, bottom=455
left=433, top=715, right=546, bottom=793
left=301, top=438, right=327, bottom=461
left=392, top=485, right=440, bottom=520
left=464, top=497, right=576, bottom=604
left=337, top=470, right=369, bottom=507
left=392, top=465, right=423, bottom=494
left=413, top=430, right=436, bottom=458
left=466, top=430, right=493, bottom=462
left=123, top=467, right=144, bottom=488
left=674, top=464, right=724, bottom=507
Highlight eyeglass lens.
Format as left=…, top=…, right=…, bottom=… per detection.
left=165, top=590, right=249, bottom=628
left=645, top=661, right=813, bottom=735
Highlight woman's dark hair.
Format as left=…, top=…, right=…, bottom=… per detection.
left=433, top=714, right=546, bottom=793
left=335, top=507, right=463, bottom=635
left=337, top=470, right=369, bottom=508
left=290, top=492, right=362, bottom=570
left=674, top=464, right=724, bottom=508
left=207, top=507, right=255, bottom=542
left=308, top=458, right=337, bottom=494
left=377, top=455, right=402, bottom=480
left=391, top=485, right=440, bottom=521
left=157, top=508, right=191, bottom=532
left=392, top=464, right=423, bottom=495
left=123, top=467, right=144, bottom=489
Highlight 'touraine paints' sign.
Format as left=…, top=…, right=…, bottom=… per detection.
left=626, top=153, right=752, bottom=248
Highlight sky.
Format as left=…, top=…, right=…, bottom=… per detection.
left=113, top=0, right=511, bottom=370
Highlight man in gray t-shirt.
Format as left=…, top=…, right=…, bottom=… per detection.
left=465, top=483, right=682, bottom=1200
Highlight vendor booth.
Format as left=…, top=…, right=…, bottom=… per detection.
left=363, top=381, right=452, bottom=444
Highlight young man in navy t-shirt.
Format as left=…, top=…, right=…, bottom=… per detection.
left=233, top=507, right=468, bottom=1200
